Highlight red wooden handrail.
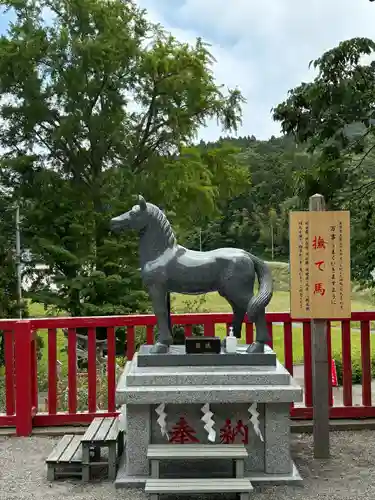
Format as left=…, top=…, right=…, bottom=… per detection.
left=0, top=311, right=374, bottom=435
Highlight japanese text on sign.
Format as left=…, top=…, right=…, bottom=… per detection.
left=289, top=211, right=350, bottom=319
left=168, top=417, right=250, bottom=445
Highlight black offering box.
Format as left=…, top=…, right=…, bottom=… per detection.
left=185, top=336, right=221, bottom=354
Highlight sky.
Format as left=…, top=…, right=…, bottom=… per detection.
left=1, top=1, right=375, bottom=141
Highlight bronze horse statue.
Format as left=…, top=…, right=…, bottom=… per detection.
left=110, top=196, right=273, bottom=354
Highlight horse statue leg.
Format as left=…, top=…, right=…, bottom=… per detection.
left=247, top=309, right=269, bottom=353
left=148, top=285, right=173, bottom=354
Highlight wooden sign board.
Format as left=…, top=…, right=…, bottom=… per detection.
left=289, top=211, right=351, bottom=319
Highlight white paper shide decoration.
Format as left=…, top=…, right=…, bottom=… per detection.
left=155, top=403, right=169, bottom=439
left=248, top=402, right=264, bottom=442
left=201, top=403, right=216, bottom=443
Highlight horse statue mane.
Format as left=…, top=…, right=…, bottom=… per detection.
left=142, top=202, right=177, bottom=248
left=110, top=195, right=273, bottom=355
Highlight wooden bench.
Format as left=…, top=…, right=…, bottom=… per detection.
left=46, top=434, right=83, bottom=481
left=81, top=416, right=124, bottom=481
left=147, top=444, right=248, bottom=479
left=145, top=478, right=253, bottom=500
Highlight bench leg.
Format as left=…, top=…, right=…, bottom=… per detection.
left=108, top=444, right=117, bottom=481
left=82, top=465, right=90, bottom=482
left=82, top=444, right=91, bottom=482
left=239, top=494, right=249, bottom=500
left=235, top=459, right=245, bottom=478
left=47, top=465, right=55, bottom=481
left=150, top=495, right=158, bottom=500
left=150, top=459, right=159, bottom=478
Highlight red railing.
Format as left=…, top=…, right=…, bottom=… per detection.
left=0, top=311, right=374, bottom=436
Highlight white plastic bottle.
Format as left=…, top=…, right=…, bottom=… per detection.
left=226, top=326, right=238, bottom=353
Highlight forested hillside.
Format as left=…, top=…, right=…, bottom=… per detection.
left=184, top=134, right=307, bottom=259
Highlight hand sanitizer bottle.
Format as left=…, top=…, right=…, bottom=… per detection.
left=226, top=326, right=237, bottom=353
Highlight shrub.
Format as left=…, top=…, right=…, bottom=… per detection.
left=57, top=363, right=124, bottom=412
left=172, top=324, right=204, bottom=345
left=60, top=325, right=147, bottom=369
left=0, top=376, right=4, bottom=413
left=334, top=355, right=375, bottom=385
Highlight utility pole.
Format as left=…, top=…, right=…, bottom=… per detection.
left=270, top=221, right=274, bottom=261
left=15, top=204, right=22, bottom=319
left=199, top=228, right=202, bottom=252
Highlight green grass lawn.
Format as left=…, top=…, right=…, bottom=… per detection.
left=25, top=261, right=375, bottom=374
left=171, top=290, right=375, bottom=315
left=210, top=323, right=375, bottom=365
left=169, top=261, right=375, bottom=365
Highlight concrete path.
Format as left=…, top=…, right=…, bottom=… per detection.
left=1, top=431, right=375, bottom=500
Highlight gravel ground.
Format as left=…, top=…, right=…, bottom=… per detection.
left=0, top=431, right=374, bottom=500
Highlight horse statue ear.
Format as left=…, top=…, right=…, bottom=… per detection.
left=138, top=195, right=147, bottom=211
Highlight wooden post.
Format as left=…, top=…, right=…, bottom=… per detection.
left=309, top=194, right=330, bottom=458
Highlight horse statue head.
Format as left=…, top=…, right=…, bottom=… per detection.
left=110, top=195, right=150, bottom=233
left=110, top=195, right=176, bottom=251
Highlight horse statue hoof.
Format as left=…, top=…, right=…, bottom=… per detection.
left=246, top=342, right=265, bottom=354
left=150, top=342, right=170, bottom=354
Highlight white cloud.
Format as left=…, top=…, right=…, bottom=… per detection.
left=135, top=0, right=375, bottom=140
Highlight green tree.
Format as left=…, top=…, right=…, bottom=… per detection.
left=0, top=0, right=244, bottom=322
left=273, top=37, right=375, bottom=290
left=0, top=192, right=26, bottom=319
left=185, top=135, right=305, bottom=258
left=273, top=37, right=375, bottom=204
left=0, top=190, right=30, bottom=366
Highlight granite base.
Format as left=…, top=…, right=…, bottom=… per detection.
left=115, top=349, right=303, bottom=489
left=137, top=344, right=276, bottom=367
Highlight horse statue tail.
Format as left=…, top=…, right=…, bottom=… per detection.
left=247, top=254, right=273, bottom=319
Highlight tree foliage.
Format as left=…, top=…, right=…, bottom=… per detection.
left=184, top=135, right=305, bottom=259
left=273, top=37, right=375, bottom=289
left=0, top=0, right=245, bottom=318
left=0, top=190, right=30, bottom=365
left=0, top=192, right=26, bottom=319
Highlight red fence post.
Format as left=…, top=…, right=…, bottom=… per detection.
left=302, top=322, right=313, bottom=407
left=67, top=328, right=77, bottom=414
left=326, top=322, right=333, bottom=407
left=4, top=330, right=15, bottom=416
left=360, top=321, right=372, bottom=407
left=126, top=326, right=135, bottom=360
left=107, top=327, right=116, bottom=413
left=30, top=332, right=38, bottom=413
left=341, top=320, right=353, bottom=406
left=14, top=321, right=33, bottom=436
left=47, top=329, right=57, bottom=415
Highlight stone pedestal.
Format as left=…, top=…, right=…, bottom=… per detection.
left=115, top=346, right=303, bottom=489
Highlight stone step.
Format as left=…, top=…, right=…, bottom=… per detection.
left=145, top=477, right=253, bottom=496
left=147, top=444, right=248, bottom=459
left=126, top=360, right=290, bottom=387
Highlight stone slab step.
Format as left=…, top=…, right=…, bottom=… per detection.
left=118, top=382, right=303, bottom=405
left=147, top=444, right=248, bottom=459
left=126, top=356, right=290, bottom=387
left=138, top=344, right=276, bottom=367
left=145, top=477, right=253, bottom=494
